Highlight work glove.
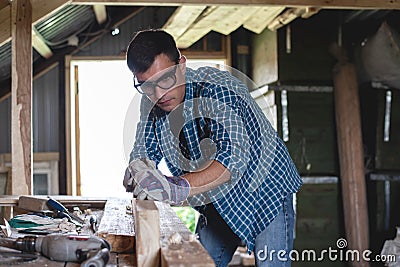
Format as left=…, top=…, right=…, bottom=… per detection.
left=123, top=158, right=156, bottom=192
left=123, top=159, right=190, bottom=205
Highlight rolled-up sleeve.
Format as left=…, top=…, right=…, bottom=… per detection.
left=201, top=86, right=251, bottom=185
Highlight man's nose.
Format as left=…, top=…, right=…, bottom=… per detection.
left=154, top=86, right=165, bottom=100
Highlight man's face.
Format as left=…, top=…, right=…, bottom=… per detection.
left=134, top=54, right=186, bottom=112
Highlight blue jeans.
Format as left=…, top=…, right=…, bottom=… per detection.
left=255, top=193, right=294, bottom=267
left=196, top=194, right=295, bottom=267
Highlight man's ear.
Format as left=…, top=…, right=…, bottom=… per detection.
left=179, top=55, right=187, bottom=73
left=179, top=55, right=187, bottom=64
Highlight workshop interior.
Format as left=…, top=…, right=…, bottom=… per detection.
left=0, top=0, right=400, bottom=266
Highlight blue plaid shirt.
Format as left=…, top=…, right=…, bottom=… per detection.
left=130, top=66, right=302, bottom=252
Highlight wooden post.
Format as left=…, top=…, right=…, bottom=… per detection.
left=11, top=0, right=32, bottom=195
left=134, top=199, right=161, bottom=267
left=58, top=57, right=67, bottom=194
left=333, top=58, right=369, bottom=266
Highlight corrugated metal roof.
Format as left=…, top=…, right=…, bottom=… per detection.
left=0, top=42, right=11, bottom=82
left=0, top=5, right=96, bottom=84
left=35, top=5, right=95, bottom=47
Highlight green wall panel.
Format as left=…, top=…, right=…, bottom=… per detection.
left=277, top=91, right=338, bottom=175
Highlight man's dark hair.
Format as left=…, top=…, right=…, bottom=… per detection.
left=126, top=29, right=180, bottom=74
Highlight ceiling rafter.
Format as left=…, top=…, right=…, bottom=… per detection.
left=163, top=5, right=207, bottom=39
left=32, top=27, right=53, bottom=58
left=268, top=7, right=320, bottom=31
left=212, top=6, right=260, bottom=35
left=70, top=0, right=400, bottom=10
left=243, top=6, right=285, bottom=34
left=164, top=5, right=286, bottom=48
left=0, top=0, right=9, bottom=10
left=0, top=0, right=71, bottom=47
left=175, top=6, right=240, bottom=48
left=93, top=4, right=107, bottom=24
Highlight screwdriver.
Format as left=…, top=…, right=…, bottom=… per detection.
left=47, top=197, right=85, bottom=225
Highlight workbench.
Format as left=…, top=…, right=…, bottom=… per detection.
left=0, top=196, right=215, bottom=267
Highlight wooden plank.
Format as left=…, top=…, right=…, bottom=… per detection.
left=175, top=6, right=216, bottom=48
left=32, top=27, right=53, bottom=58
left=243, top=6, right=284, bottom=34
left=213, top=6, right=259, bottom=35
left=97, top=198, right=135, bottom=253
left=18, top=195, right=49, bottom=212
left=11, top=0, right=32, bottom=195
left=155, top=202, right=192, bottom=240
left=0, top=6, right=10, bottom=47
left=0, top=0, right=9, bottom=10
left=252, top=28, right=278, bottom=86
left=93, top=4, right=107, bottom=24
left=177, top=6, right=241, bottom=49
left=134, top=199, right=160, bottom=267
left=0, top=0, right=70, bottom=47
left=118, top=253, right=137, bottom=267
left=108, top=253, right=118, bottom=266
left=0, top=195, right=108, bottom=207
left=163, top=5, right=207, bottom=40
left=267, top=7, right=319, bottom=31
left=65, top=55, right=73, bottom=195
left=0, top=152, right=59, bottom=163
left=301, top=6, right=321, bottom=18
left=71, top=0, right=400, bottom=9
left=268, top=7, right=304, bottom=31
left=0, top=167, right=11, bottom=220
left=161, top=240, right=215, bottom=267
left=332, top=56, right=369, bottom=267
left=74, top=65, right=82, bottom=195
left=58, top=57, right=67, bottom=195
left=155, top=202, right=215, bottom=267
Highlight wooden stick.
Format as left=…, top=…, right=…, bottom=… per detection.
left=333, top=57, right=370, bottom=267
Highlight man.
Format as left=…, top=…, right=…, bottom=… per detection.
left=123, top=29, right=302, bottom=267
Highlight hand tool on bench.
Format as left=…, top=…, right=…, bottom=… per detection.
left=89, top=215, right=98, bottom=233
left=47, top=197, right=85, bottom=226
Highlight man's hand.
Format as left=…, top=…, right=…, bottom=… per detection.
left=123, top=159, right=190, bottom=205
left=123, top=158, right=155, bottom=192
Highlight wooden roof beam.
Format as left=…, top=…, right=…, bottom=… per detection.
left=0, top=0, right=71, bottom=47
left=0, top=0, right=9, bottom=10
left=93, top=4, right=107, bottom=24
left=243, top=6, right=285, bottom=34
left=71, top=0, right=400, bottom=10
left=176, top=6, right=250, bottom=48
left=212, top=6, right=260, bottom=35
left=163, top=5, right=207, bottom=40
left=175, top=6, right=217, bottom=49
left=267, top=7, right=320, bottom=31
left=164, top=5, right=260, bottom=41
left=32, top=27, right=53, bottom=58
